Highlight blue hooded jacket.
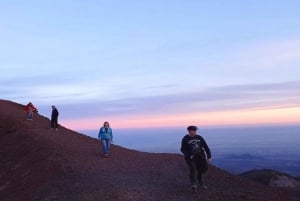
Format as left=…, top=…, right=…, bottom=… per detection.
left=98, top=127, right=113, bottom=140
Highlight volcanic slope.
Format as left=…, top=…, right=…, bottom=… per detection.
left=0, top=100, right=298, bottom=201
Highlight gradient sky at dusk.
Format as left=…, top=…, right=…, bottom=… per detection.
left=1, top=0, right=300, bottom=129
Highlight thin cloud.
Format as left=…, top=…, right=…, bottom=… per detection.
left=53, top=80, right=300, bottom=120
left=210, top=81, right=300, bottom=92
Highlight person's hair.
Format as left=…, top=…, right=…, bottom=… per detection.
left=187, top=125, right=198, bottom=131
left=103, top=121, right=110, bottom=127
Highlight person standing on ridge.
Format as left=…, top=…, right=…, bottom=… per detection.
left=24, top=102, right=37, bottom=120
left=181, top=125, right=212, bottom=192
left=98, top=121, right=113, bottom=157
left=51, top=105, right=59, bottom=130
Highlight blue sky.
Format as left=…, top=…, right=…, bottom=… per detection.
left=1, top=0, right=300, bottom=129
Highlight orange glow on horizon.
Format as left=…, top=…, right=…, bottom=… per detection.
left=60, top=107, right=300, bottom=130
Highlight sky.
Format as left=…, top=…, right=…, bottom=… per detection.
left=1, top=0, right=300, bottom=130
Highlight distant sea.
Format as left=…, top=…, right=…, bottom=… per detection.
left=81, top=125, right=300, bottom=176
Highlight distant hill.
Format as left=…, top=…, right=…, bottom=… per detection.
left=0, top=100, right=299, bottom=201
left=240, top=169, right=300, bottom=199
left=240, top=169, right=300, bottom=188
left=213, top=154, right=300, bottom=176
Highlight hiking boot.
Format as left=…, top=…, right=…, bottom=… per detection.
left=191, top=185, right=198, bottom=192
left=104, top=154, right=108, bottom=158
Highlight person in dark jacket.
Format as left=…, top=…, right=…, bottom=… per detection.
left=181, top=125, right=212, bottom=192
left=51, top=105, right=59, bottom=130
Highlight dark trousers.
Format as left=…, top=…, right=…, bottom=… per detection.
left=186, top=155, right=208, bottom=186
left=51, top=117, right=58, bottom=128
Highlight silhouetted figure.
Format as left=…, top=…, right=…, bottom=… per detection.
left=51, top=105, right=59, bottom=130
left=181, top=126, right=212, bottom=192
left=24, top=102, right=37, bottom=120
left=98, top=121, right=113, bottom=157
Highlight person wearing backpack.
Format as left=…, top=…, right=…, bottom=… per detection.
left=98, top=121, right=113, bottom=157
left=24, top=102, right=37, bottom=120
left=181, top=125, right=212, bottom=192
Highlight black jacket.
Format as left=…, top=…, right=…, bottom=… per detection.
left=51, top=108, right=59, bottom=119
left=181, top=134, right=211, bottom=160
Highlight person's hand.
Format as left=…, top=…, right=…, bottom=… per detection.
left=208, top=158, right=212, bottom=163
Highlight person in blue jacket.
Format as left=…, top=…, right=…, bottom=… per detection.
left=98, top=121, right=113, bottom=157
